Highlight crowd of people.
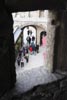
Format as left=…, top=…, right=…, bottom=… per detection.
left=16, top=31, right=47, bottom=68
left=17, top=31, right=39, bottom=67
left=17, top=44, right=39, bottom=67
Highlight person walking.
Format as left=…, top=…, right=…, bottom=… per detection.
left=26, top=33, right=31, bottom=45
left=42, top=32, right=47, bottom=47
left=21, top=57, right=24, bottom=67
left=17, top=56, right=21, bottom=66
left=25, top=53, right=29, bottom=63
left=29, top=46, right=33, bottom=55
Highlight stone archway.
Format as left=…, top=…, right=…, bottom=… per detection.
left=21, top=24, right=46, bottom=46
left=22, top=26, right=37, bottom=45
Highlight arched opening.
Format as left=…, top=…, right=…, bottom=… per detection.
left=40, top=31, right=46, bottom=45
left=23, top=26, right=37, bottom=45
left=15, top=24, right=47, bottom=70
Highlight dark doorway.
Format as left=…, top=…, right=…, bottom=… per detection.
left=40, top=31, right=46, bottom=45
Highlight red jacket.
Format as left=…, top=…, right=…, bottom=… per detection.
left=29, top=47, right=33, bottom=52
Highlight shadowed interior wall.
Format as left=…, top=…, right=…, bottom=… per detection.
left=53, top=11, right=67, bottom=72
left=0, top=33, right=16, bottom=95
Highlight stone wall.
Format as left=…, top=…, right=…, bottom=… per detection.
left=0, top=33, right=16, bottom=97
left=36, top=24, right=47, bottom=45
left=44, top=10, right=57, bottom=72
left=53, top=11, right=67, bottom=72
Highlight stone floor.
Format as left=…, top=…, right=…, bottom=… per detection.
left=0, top=46, right=67, bottom=100
left=15, top=66, right=64, bottom=93
left=0, top=66, right=66, bottom=100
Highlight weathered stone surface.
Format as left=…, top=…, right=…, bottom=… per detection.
left=53, top=11, right=67, bottom=72
left=2, top=77, right=66, bottom=100
left=0, top=69, right=67, bottom=100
